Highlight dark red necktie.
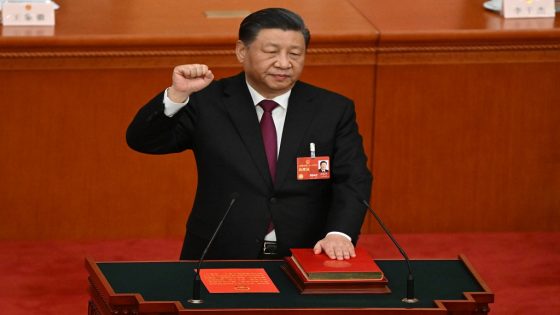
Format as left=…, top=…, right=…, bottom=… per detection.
left=258, top=100, right=279, bottom=182
left=258, top=100, right=279, bottom=235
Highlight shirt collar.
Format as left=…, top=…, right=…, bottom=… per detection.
left=246, top=80, right=290, bottom=110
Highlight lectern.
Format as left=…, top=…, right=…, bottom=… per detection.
left=86, top=255, right=493, bottom=315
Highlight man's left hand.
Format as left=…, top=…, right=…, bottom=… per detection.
left=313, top=234, right=355, bottom=260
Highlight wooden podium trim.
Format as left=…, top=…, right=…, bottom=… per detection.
left=0, top=47, right=375, bottom=59
left=0, top=46, right=376, bottom=70
left=0, top=49, right=236, bottom=59
left=378, top=43, right=560, bottom=53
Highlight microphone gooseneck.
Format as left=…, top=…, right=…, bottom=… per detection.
left=361, top=199, right=419, bottom=304
left=188, top=193, right=239, bottom=304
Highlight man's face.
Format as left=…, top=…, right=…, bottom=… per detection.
left=320, top=162, right=327, bottom=170
left=236, top=29, right=306, bottom=98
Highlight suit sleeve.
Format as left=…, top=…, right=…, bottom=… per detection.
left=126, top=91, right=197, bottom=154
left=325, top=101, right=372, bottom=243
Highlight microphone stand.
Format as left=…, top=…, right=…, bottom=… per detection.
left=188, top=193, right=238, bottom=304
left=361, top=200, right=419, bottom=304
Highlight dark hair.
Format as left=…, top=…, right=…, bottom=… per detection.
left=320, top=161, right=327, bottom=165
left=239, top=8, right=310, bottom=48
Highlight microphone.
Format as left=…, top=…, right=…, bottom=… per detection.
left=188, top=192, right=239, bottom=304
left=361, top=199, right=419, bottom=304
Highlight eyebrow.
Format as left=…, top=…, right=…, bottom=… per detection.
left=262, top=42, right=304, bottom=50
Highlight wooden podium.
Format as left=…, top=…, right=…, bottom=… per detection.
left=86, top=255, right=494, bottom=315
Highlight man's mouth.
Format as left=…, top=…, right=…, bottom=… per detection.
left=270, top=74, right=290, bottom=79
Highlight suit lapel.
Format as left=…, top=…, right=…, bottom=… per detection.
left=275, top=82, right=318, bottom=188
left=223, top=74, right=273, bottom=188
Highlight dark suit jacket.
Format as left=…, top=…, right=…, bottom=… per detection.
left=126, top=72, right=372, bottom=259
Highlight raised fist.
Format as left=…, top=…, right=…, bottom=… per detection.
left=168, top=64, right=214, bottom=102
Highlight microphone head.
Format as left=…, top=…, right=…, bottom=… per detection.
left=229, top=192, right=240, bottom=199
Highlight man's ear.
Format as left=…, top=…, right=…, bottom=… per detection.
left=235, top=40, right=247, bottom=63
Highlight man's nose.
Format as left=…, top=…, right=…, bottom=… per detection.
left=275, top=52, right=292, bottom=69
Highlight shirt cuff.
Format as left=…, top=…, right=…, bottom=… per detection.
left=326, top=231, right=352, bottom=242
left=163, top=88, right=189, bottom=117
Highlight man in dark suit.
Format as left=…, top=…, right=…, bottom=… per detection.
left=126, top=8, right=372, bottom=260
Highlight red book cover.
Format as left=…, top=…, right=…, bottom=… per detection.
left=289, top=247, right=383, bottom=280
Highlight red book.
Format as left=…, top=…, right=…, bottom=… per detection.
left=289, top=247, right=383, bottom=281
